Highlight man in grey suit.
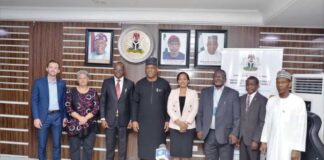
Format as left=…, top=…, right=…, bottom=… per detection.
left=196, top=69, right=240, bottom=160
left=239, top=76, right=267, bottom=160
left=100, top=62, right=134, bottom=160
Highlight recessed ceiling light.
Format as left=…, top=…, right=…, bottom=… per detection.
left=0, top=28, right=8, bottom=36
left=263, top=35, right=279, bottom=41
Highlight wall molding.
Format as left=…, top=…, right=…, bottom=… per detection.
left=0, top=6, right=263, bottom=26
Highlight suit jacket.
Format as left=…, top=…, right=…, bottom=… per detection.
left=240, top=92, right=267, bottom=145
left=167, top=88, right=199, bottom=130
left=100, top=77, right=134, bottom=127
left=31, top=76, right=67, bottom=122
left=196, top=86, right=240, bottom=144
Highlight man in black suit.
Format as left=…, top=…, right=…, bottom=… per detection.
left=100, top=62, right=134, bottom=160
left=239, top=76, right=267, bottom=160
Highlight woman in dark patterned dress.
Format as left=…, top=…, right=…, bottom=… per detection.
left=65, top=70, right=99, bottom=160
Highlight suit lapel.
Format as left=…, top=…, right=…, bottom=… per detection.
left=217, top=87, right=228, bottom=111
left=243, top=94, right=247, bottom=108
left=208, top=87, right=214, bottom=114
left=242, top=94, right=248, bottom=115
left=57, top=80, right=62, bottom=102
left=174, top=89, right=181, bottom=116
left=111, top=78, right=118, bottom=100
left=44, top=77, right=50, bottom=103
left=178, top=88, right=192, bottom=116
left=119, top=78, right=128, bottom=99
left=183, top=88, right=189, bottom=110
left=248, top=92, right=259, bottom=112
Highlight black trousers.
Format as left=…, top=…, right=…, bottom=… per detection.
left=69, top=131, right=96, bottom=160
left=105, top=118, right=128, bottom=160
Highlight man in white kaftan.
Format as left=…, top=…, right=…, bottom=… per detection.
left=260, top=70, right=307, bottom=160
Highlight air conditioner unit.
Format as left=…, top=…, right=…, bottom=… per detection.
left=292, top=73, right=324, bottom=143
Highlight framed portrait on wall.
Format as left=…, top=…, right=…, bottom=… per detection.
left=194, top=30, right=227, bottom=68
left=85, top=29, right=114, bottom=67
left=158, top=30, right=190, bottom=68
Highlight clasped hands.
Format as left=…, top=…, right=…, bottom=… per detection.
left=78, top=116, right=88, bottom=125
left=175, top=119, right=188, bottom=133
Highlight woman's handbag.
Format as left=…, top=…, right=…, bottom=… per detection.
left=78, top=121, right=98, bottom=138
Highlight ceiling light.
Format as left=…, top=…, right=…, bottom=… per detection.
left=263, top=35, right=279, bottom=41
left=0, top=28, right=8, bottom=36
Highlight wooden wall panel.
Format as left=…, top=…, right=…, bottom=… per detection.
left=28, top=22, right=65, bottom=159
left=0, top=144, right=28, bottom=156
left=0, top=117, right=29, bottom=129
left=156, top=24, right=262, bottom=159
left=259, top=28, right=324, bottom=74
left=60, top=23, right=323, bottom=160
left=29, top=22, right=63, bottom=80
left=0, top=130, right=28, bottom=142
left=61, top=22, right=125, bottom=159
left=0, top=20, right=323, bottom=159
left=0, top=21, right=31, bottom=156
left=0, top=65, right=28, bottom=71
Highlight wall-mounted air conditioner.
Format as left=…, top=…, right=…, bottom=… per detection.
left=292, top=73, right=324, bottom=143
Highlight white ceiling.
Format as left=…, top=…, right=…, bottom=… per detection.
left=0, top=0, right=323, bottom=28
left=0, top=0, right=270, bottom=9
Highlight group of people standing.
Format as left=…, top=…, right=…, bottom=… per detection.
left=32, top=57, right=307, bottom=160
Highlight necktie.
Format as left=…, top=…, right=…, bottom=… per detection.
left=246, top=95, right=250, bottom=112
left=116, top=79, right=121, bottom=99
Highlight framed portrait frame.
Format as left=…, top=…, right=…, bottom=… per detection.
left=85, top=29, right=114, bottom=67
left=158, top=30, right=190, bottom=68
left=194, top=30, right=228, bottom=68
left=118, top=26, right=154, bottom=63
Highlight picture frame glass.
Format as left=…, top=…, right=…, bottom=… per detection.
left=85, top=29, right=114, bottom=67
left=195, top=30, right=227, bottom=67
left=158, top=30, right=190, bottom=68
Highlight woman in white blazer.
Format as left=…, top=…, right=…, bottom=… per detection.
left=167, top=72, right=199, bottom=160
